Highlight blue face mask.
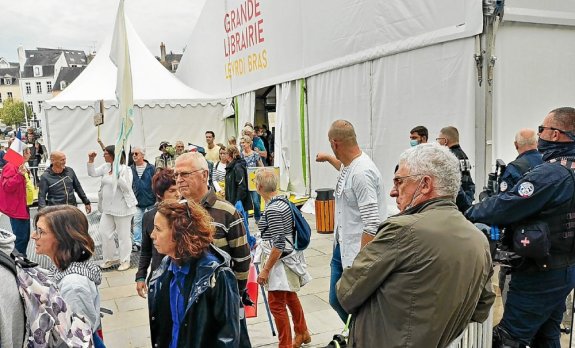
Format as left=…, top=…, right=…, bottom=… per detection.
left=410, top=139, right=419, bottom=147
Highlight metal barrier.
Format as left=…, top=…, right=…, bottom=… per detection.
left=447, top=308, right=493, bottom=348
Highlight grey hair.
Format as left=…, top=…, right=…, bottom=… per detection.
left=398, top=143, right=461, bottom=198
left=132, top=146, right=145, bottom=155
left=255, top=168, right=277, bottom=193
left=176, top=152, right=208, bottom=171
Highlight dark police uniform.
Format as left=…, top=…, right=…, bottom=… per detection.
left=466, top=145, right=575, bottom=347
left=449, top=144, right=475, bottom=212
left=498, top=149, right=544, bottom=193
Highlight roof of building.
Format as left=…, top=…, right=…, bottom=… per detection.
left=0, top=67, right=20, bottom=79
left=25, top=48, right=87, bottom=67
left=52, top=66, right=86, bottom=91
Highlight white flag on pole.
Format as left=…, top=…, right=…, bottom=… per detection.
left=109, top=0, right=134, bottom=178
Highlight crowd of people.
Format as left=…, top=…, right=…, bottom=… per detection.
left=1, top=107, right=575, bottom=347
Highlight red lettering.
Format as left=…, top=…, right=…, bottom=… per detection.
left=255, top=0, right=261, bottom=16
left=257, top=19, right=264, bottom=43
left=248, top=25, right=255, bottom=47
left=230, top=10, right=236, bottom=31
left=224, top=14, right=230, bottom=33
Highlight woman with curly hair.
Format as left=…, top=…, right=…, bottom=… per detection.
left=148, top=200, right=243, bottom=348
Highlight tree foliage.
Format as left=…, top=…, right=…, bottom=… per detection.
left=0, top=99, right=31, bottom=127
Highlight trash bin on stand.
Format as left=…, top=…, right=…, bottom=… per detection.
left=315, top=188, right=334, bottom=234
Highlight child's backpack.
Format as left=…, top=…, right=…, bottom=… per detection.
left=275, top=196, right=312, bottom=251
left=0, top=251, right=93, bottom=348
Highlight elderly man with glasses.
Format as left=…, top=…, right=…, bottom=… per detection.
left=466, top=107, right=575, bottom=348
left=174, top=152, right=252, bottom=347
left=337, top=143, right=494, bottom=348
left=130, top=147, right=155, bottom=252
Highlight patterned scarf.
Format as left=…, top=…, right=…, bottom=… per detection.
left=49, top=260, right=102, bottom=286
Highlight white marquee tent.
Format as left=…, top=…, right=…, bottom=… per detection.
left=176, top=0, right=575, bottom=211
left=43, top=16, right=226, bottom=196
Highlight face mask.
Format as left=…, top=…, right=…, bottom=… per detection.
left=410, top=139, right=419, bottom=147
left=405, top=178, right=424, bottom=210
left=538, top=138, right=575, bottom=161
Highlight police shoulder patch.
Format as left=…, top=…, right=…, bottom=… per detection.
left=518, top=182, right=534, bottom=198
left=499, top=181, right=508, bottom=192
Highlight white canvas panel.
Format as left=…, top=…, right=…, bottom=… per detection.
left=307, top=62, right=372, bottom=197
left=236, top=91, right=256, bottom=137
left=493, top=22, right=575, bottom=167
left=371, top=37, right=477, bottom=210
left=275, top=80, right=307, bottom=195
left=177, top=0, right=482, bottom=97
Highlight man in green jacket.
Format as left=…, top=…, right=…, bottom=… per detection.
left=337, top=143, right=495, bottom=348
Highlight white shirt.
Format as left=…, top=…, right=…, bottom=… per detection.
left=335, top=152, right=388, bottom=268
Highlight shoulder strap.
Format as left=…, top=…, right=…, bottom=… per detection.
left=0, top=251, right=16, bottom=276
left=512, top=156, right=532, bottom=175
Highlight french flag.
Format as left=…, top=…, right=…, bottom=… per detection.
left=4, top=138, right=26, bottom=167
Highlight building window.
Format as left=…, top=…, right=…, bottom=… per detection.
left=46, top=81, right=52, bottom=93
left=4, top=78, right=11, bottom=85
left=7, top=92, right=12, bottom=100
left=38, top=101, right=43, bottom=112
left=25, top=82, right=31, bottom=94
left=0, top=93, right=2, bottom=103
left=172, top=62, right=179, bottom=71
left=36, top=82, right=42, bottom=94
left=27, top=101, right=33, bottom=109
left=33, top=66, right=42, bottom=77
left=60, top=81, right=67, bottom=90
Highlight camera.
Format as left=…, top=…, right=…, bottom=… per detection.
left=479, top=159, right=506, bottom=201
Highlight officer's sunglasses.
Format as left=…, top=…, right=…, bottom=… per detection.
left=538, top=125, right=569, bottom=135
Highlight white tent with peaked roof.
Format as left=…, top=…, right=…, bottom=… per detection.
left=43, top=12, right=226, bottom=197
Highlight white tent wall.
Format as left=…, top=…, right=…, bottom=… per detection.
left=307, top=62, right=373, bottom=197
left=371, top=37, right=477, bottom=211
left=492, top=20, right=575, bottom=168
left=235, top=92, right=256, bottom=136
left=306, top=38, right=477, bottom=209
left=275, top=80, right=308, bottom=194
left=43, top=103, right=225, bottom=197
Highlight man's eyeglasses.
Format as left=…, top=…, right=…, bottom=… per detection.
left=393, top=174, right=423, bottom=187
left=435, top=137, right=447, bottom=142
left=174, top=168, right=204, bottom=179
left=132, top=152, right=142, bottom=156
left=538, top=125, right=569, bottom=135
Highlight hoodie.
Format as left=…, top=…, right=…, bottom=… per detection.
left=0, top=229, right=25, bottom=347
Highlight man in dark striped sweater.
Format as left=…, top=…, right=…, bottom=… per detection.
left=175, top=152, right=251, bottom=293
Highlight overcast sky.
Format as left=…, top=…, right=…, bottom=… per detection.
left=1, top=0, right=206, bottom=62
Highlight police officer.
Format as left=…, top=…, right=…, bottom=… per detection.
left=466, top=107, right=575, bottom=347
left=437, top=126, right=475, bottom=212
left=496, top=128, right=544, bottom=303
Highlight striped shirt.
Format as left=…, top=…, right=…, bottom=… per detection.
left=201, top=189, right=251, bottom=293
left=258, top=196, right=294, bottom=253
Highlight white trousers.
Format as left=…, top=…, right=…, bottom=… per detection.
left=99, top=213, right=133, bottom=263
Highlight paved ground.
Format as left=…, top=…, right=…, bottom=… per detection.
left=8, top=208, right=574, bottom=347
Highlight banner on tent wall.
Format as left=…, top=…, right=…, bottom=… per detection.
left=177, top=0, right=483, bottom=96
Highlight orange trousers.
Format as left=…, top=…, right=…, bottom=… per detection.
left=268, top=290, right=309, bottom=348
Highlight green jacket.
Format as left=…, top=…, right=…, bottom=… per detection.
left=337, top=198, right=494, bottom=348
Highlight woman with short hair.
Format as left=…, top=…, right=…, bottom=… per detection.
left=148, top=200, right=242, bottom=347
left=135, top=168, right=179, bottom=298
left=224, top=145, right=252, bottom=213
left=255, top=168, right=311, bottom=348
left=31, top=205, right=103, bottom=345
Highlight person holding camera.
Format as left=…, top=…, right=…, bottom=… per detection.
left=466, top=107, right=575, bottom=348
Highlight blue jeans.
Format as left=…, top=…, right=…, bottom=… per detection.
left=132, top=206, right=153, bottom=246
left=499, top=266, right=575, bottom=347
left=329, top=243, right=348, bottom=323
left=250, top=190, right=261, bottom=222
left=10, top=217, right=30, bottom=256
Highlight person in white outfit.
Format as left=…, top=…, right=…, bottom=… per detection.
left=88, top=145, right=137, bottom=271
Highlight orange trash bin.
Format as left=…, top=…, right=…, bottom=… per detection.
left=315, top=188, right=334, bottom=234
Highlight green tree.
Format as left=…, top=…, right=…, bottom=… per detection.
left=0, top=99, right=31, bottom=127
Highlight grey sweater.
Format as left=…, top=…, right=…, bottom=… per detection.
left=0, top=229, right=25, bottom=347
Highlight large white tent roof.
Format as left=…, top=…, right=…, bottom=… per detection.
left=47, top=17, right=220, bottom=109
